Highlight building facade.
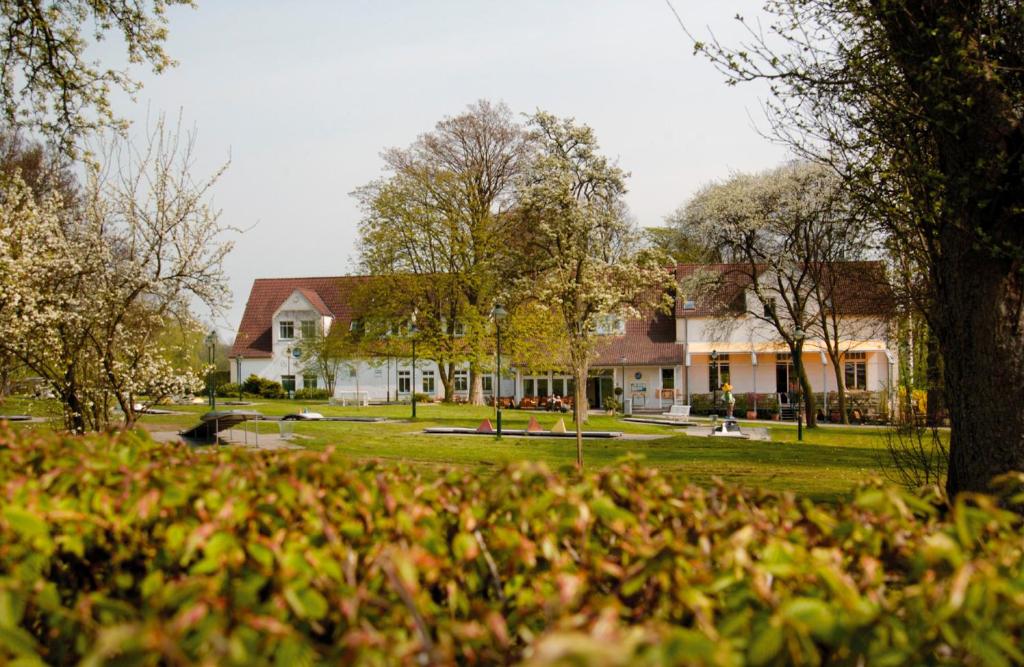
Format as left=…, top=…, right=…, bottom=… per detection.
left=231, top=264, right=896, bottom=415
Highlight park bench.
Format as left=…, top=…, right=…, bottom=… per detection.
left=661, top=404, right=691, bottom=421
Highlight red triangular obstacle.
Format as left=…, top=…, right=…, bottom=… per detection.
left=526, top=416, right=543, bottom=433
left=476, top=419, right=494, bottom=433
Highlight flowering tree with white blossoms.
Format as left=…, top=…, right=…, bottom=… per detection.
left=514, top=112, right=672, bottom=469
left=0, top=115, right=231, bottom=431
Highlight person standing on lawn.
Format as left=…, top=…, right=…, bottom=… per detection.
left=722, top=382, right=735, bottom=418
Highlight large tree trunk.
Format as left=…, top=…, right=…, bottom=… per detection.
left=573, top=365, right=587, bottom=469
left=439, top=362, right=455, bottom=402
left=794, top=346, right=817, bottom=428
left=828, top=355, right=849, bottom=424
left=925, top=330, right=946, bottom=427
left=468, top=364, right=485, bottom=405
left=62, top=368, right=87, bottom=434
left=940, top=250, right=1024, bottom=498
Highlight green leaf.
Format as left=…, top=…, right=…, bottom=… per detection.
left=748, top=622, right=784, bottom=666
left=2, top=507, right=48, bottom=541
left=247, top=542, right=274, bottom=568
left=781, top=597, right=837, bottom=642
left=0, top=625, right=42, bottom=658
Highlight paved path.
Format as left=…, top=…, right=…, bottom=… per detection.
left=149, top=429, right=304, bottom=451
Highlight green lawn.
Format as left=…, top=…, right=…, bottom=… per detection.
left=0, top=395, right=927, bottom=501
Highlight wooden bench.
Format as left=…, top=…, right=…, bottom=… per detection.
left=661, top=404, right=691, bottom=421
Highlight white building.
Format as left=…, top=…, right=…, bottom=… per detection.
left=231, top=264, right=896, bottom=417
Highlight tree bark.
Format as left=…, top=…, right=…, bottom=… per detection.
left=574, top=365, right=587, bottom=469
left=940, top=249, right=1024, bottom=497
left=828, top=356, right=849, bottom=424
left=468, top=364, right=485, bottom=405
left=925, top=329, right=946, bottom=427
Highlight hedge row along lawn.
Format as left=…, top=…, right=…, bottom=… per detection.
left=1, top=427, right=1021, bottom=666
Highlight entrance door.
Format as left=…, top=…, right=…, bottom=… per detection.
left=775, top=363, right=790, bottom=394
left=586, top=371, right=614, bottom=409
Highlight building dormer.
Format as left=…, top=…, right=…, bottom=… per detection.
left=273, top=288, right=333, bottom=347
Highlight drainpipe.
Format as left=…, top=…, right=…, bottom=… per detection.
left=683, top=317, right=690, bottom=405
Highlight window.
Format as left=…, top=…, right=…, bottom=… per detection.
left=454, top=370, right=468, bottom=392
left=279, top=320, right=294, bottom=339
left=482, top=374, right=493, bottom=393
left=844, top=352, right=867, bottom=390
left=593, top=315, right=625, bottom=335
left=708, top=354, right=730, bottom=390
left=764, top=298, right=777, bottom=318
left=661, top=367, right=675, bottom=390
left=421, top=370, right=435, bottom=394
left=523, top=378, right=535, bottom=396
left=281, top=375, right=295, bottom=393
left=452, top=320, right=466, bottom=337
left=302, top=373, right=318, bottom=389
left=682, top=299, right=696, bottom=311
left=349, top=318, right=363, bottom=333
left=398, top=370, right=411, bottom=394
left=300, top=320, right=317, bottom=339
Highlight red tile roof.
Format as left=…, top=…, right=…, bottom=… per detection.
left=230, top=276, right=369, bottom=358
left=593, top=306, right=681, bottom=366
left=675, top=264, right=752, bottom=318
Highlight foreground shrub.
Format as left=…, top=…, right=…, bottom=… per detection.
left=0, top=428, right=1022, bottom=665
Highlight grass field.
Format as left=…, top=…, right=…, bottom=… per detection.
left=1, top=396, right=930, bottom=502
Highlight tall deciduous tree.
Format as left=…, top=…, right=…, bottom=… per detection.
left=677, top=162, right=864, bottom=428
left=0, top=114, right=231, bottom=431
left=0, top=0, right=192, bottom=151
left=515, top=112, right=671, bottom=468
left=691, top=0, right=1024, bottom=499
left=354, top=101, right=528, bottom=403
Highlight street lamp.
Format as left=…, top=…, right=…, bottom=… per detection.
left=491, top=304, right=508, bottom=438
left=793, top=327, right=806, bottom=441
left=236, top=355, right=243, bottom=402
left=206, top=330, right=217, bottom=410
left=409, top=311, right=418, bottom=419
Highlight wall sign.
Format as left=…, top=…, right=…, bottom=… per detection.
left=292, top=348, right=302, bottom=359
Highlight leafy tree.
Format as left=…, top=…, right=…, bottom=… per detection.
left=646, top=218, right=721, bottom=264
left=514, top=112, right=672, bottom=468
left=676, top=162, right=881, bottom=428
left=300, top=324, right=358, bottom=397
left=353, top=101, right=528, bottom=403
left=0, top=114, right=231, bottom=431
left=0, top=0, right=192, bottom=151
left=691, top=0, right=1024, bottom=498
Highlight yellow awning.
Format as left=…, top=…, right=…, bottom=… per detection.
left=684, top=340, right=886, bottom=355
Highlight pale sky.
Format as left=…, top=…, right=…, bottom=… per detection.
left=99, top=1, right=789, bottom=339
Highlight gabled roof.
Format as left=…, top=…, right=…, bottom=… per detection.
left=294, top=288, right=332, bottom=317
left=675, top=264, right=752, bottom=318
left=673, top=261, right=892, bottom=318
left=594, top=302, right=680, bottom=366
left=231, top=276, right=369, bottom=358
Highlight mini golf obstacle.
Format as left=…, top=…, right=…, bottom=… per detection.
left=424, top=417, right=622, bottom=439
left=180, top=410, right=264, bottom=445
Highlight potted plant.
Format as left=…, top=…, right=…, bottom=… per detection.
left=746, top=393, right=759, bottom=420
left=602, top=395, right=622, bottom=415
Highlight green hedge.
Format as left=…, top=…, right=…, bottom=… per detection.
left=1, top=427, right=1022, bottom=665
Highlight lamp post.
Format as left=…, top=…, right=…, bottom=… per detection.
left=491, top=304, right=508, bottom=438
left=236, top=355, right=243, bottom=402
left=619, top=355, right=626, bottom=412
left=711, top=349, right=720, bottom=412
left=409, top=311, right=418, bottom=419
left=206, top=330, right=217, bottom=410
left=793, top=328, right=806, bottom=441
